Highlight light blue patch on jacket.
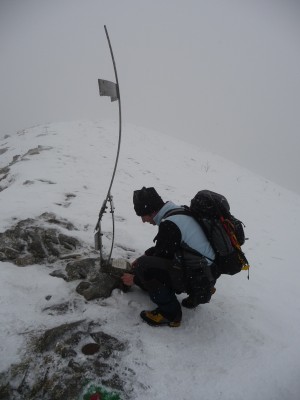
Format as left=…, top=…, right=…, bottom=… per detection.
left=154, top=201, right=215, bottom=264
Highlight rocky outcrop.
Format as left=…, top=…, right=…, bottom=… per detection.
left=0, top=213, right=80, bottom=266
left=0, top=214, right=135, bottom=398
left=0, top=320, right=133, bottom=400
left=0, top=213, right=131, bottom=300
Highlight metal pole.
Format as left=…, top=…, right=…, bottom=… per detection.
left=95, top=26, right=122, bottom=267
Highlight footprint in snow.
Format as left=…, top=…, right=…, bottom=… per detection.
left=55, top=193, right=77, bottom=208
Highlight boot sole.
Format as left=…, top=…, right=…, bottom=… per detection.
left=142, top=319, right=181, bottom=328
left=140, top=311, right=181, bottom=327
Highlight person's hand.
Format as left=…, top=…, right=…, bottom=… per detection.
left=121, top=273, right=134, bottom=287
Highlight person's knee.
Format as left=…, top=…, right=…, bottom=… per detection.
left=134, top=255, right=153, bottom=275
left=135, top=256, right=168, bottom=283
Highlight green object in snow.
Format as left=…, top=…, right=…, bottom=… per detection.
left=82, top=384, right=121, bottom=400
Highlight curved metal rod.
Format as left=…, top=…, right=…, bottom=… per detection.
left=95, top=25, right=122, bottom=267
left=103, top=25, right=122, bottom=203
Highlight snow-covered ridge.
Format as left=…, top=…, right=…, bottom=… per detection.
left=1, top=120, right=300, bottom=399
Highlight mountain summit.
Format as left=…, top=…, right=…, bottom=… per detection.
left=1, top=120, right=300, bottom=399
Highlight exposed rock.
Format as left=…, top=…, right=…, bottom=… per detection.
left=0, top=320, right=132, bottom=399
left=43, top=301, right=75, bottom=316
left=65, top=257, right=99, bottom=281
left=103, top=373, right=125, bottom=392
left=15, top=254, right=36, bottom=266
left=0, top=213, right=131, bottom=301
left=23, top=145, right=53, bottom=158
left=60, top=253, right=82, bottom=260
left=0, top=147, right=8, bottom=155
left=40, top=212, right=77, bottom=231
left=67, top=359, right=84, bottom=373
left=37, top=179, right=56, bottom=184
left=49, top=269, right=68, bottom=280
left=12, top=155, right=20, bottom=163
left=23, top=180, right=35, bottom=185
left=76, top=272, right=121, bottom=300
left=0, top=166, right=10, bottom=176
left=55, top=342, right=77, bottom=358
left=90, top=331, right=126, bottom=353
left=35, top=320, right=85, bottom=352
left=0, top=214, right=136, bottom=398
left=0, top=214, right=81, bottom=265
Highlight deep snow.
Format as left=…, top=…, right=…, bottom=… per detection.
left=1, top=120, right=300, bottom=399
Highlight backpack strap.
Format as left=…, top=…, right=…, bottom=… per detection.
left=162, top=206, right=192, bottom=220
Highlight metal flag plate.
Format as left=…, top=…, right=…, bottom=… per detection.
left=98, top=79, right=118, bottom=102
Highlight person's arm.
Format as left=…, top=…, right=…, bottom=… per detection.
left=121, top=220, right=182, bottom=286
left=151, top=220, right=182, bottom=259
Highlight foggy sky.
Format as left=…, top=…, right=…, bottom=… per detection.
left=1, top=0, right=300, bottom=194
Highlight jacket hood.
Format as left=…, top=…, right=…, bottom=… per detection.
left=153, top=201, right=180, bottom=225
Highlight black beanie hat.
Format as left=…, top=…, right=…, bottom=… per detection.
left=133, top=187, right=165, bottom=216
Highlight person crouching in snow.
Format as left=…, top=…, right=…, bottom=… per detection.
left=121, top=187, right=220, bottom=327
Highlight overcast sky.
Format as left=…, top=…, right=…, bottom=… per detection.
left=1, top=0, right=300, bottom=194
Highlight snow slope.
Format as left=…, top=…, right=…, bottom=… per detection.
left=1, top=120, right=300, bottom=399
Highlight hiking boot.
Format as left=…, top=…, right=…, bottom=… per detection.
left=182, top=287, right=216, bottom=309
left=140, top=309, right=181, bottom=327
left=181, top=295, right=199, bottom=309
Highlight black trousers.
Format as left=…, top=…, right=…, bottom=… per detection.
left=134, top=255, right=218, bottom=318
left=134, top=255, right=184, bottom=321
